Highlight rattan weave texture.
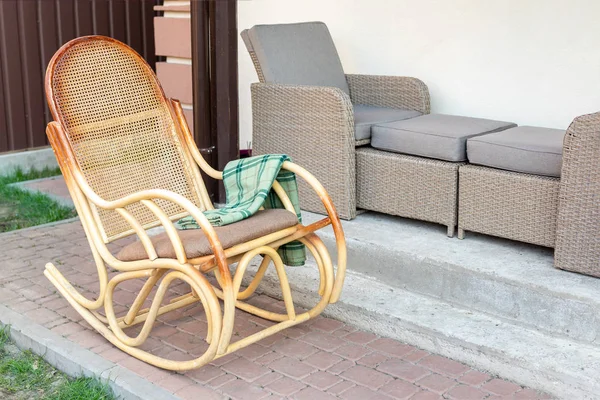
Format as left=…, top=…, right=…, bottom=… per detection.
left=49, top=39, right=206, bottom=240
left=555, top=112, right=600, bottom=276
left=346, top=74, right=431, bottom=114
left=356, top=147, right=460, bottom=233
left=458, top=165, right=559, bottom=248
left=251, top=82, right=356, bottom=219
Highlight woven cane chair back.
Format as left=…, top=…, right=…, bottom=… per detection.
left=46, top=36, right=207, bottom=241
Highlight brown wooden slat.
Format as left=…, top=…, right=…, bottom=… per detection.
left=141, top=0, right=157, bottom=69
left=0, top=0, right=28, bottom=150
left=38, top=0, right=59, bottom=127
left=156, top=62, right=193, bottom=104
left=17, top=1, right=47, bottom=147
left=56, top=0, right=76, bottom=45
left=191, top=0, right=217, bottom=199
left=125, top=0, right=143, bottom=56
left=109, top=0, right=127, bottom=43
left=92, top=0, right=111, bottom=36
left=210, top=0, right=239, bottom=202
left=75, top=0, right=94, bottom=37
left=154, top=17, right=191, bottom=58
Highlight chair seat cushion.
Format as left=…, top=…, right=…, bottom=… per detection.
left=467, top=126, right=565, bottom=177
left=371, top=114, right=517, bottom=162
left=353, top=104, right=421, bottom=141
left=117, top=209, right=299, bottom=261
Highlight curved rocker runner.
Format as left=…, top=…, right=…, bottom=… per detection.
left=43, top=36, right=347, bottom=371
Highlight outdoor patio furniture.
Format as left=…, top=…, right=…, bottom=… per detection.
left=43, top=35, right=347, bottom=370
left=360, top=114, right=516, bottom=236
left=458, top=115, right=600, bottom=276
left=242, top=21, right=430, bottom=220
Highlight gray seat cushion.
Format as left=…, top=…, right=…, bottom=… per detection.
left=241, top=22, right=350, bottom=95
left=371, top=114, right=517, bottom=162
left=467, top=126, right=565, bottom=177
left=353, top=104, right=422, bottom=141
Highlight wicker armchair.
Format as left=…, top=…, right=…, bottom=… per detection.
left=243, top=22, right=430, bottom=219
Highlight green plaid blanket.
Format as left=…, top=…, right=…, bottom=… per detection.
left=177, top=154, right=306, bottom=266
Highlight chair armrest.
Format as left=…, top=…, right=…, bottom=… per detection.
left=251, top=82, right=357, bottom=219
left=282, top=161, right=347, bottom=303
left=555, top=111, right=600, bottom=272
left=346, top=74, right=431, bottom=114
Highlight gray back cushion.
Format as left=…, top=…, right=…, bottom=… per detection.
left=241, top=22, right=350, bottom=95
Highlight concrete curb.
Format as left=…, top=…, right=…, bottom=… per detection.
left=0, top=147, right=58, bottom=176
left=9, top=177, right=75, bottom=208
left=0, top=304, right=180, bottom=400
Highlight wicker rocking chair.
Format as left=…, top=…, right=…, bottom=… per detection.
left=43, top=36, right=346, bottom=370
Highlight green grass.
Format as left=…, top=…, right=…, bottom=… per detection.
left=0, top=325, right=114, bottom=400
left=0, top=167, right=76, bottom=232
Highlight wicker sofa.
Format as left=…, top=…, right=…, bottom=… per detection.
left=242, top=21, right=600, bottom=276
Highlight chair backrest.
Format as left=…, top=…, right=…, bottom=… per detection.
left=46, top=36, right=208, bottom=241
left=241, top=21, right=350, bottom=95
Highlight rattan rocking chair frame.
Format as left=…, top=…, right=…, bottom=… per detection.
left=43, top=36, right=347, bottom=371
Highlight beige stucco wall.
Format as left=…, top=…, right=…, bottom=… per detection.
left=237, top=0, right=600, bottom=147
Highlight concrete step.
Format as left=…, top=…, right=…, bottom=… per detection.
left=301, top=211, right=600, bottom=346
left=241, top=210, right=600, bottom=398
left=245, top=263, right=599, bottom=399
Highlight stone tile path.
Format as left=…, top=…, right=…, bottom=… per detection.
left=0, top=176, right=552, bottom=399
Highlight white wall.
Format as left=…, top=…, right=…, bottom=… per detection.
left=238, top=0, right=600, bottom=147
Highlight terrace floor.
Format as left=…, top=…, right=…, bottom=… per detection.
left=0, top=176, right=552, bottom=399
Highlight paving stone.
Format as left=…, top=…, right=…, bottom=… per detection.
left=327, top=380, right=355, bottom=395
left=418, top=355, right=470, bottom=377
left=304, top=351, right=343, bottom=370
left=208, top=373, right=237, bottom=388
left=310, top=318, right=345, bottom=332
left=328, top=359, right=355, bottom=375
left=302, top=371, right=342, bottom=390
left=265, top=376, right=306, bottom=396
left=378, top=379, right=420, bottom=399
left=409, top=390, right=443, bottom=399
left=340, top=365, right=393, bottom=390
left=185, top=364, right=224, bottom=384
left=338, top=384, right=393, bottom=399
left=175, top=384, right=224, bottom=400
left=220, top=378, right=270, bottom=400
left=356, top=352, right=389, bottom=368
left=343, top=330, right=379, bottom=344
left=481, top=378, right=522, bottom=396
left=300, top=331, right=346, bottom=351
left=268, top=356, right=316, bottom=379
left=292, top=386, right=338, bottom=400
left=402, top=349, right=430, bottom=363
left=446, top=384, right=487, bottom=400
left=334, top=343, right=371, bottom=361
left=157, top=373, right=195, bottom=393
left=272, top=337, right=319, bottom=359
left=458, top=370, right=491, bottom=386
left=367, top=338, right=414, bottom=358
left=416, top=373, right=456, bottom=394
left=377, top=359, right=430, bottom=382
left=222, top=356, right=270, bottom=382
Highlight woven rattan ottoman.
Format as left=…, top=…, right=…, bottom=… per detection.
left=356, top=147, right=462, bottom=237
left=458, top=126, right=564, bottom=248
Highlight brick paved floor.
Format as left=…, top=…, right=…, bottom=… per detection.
left=0, top=177, right=552, bottom=399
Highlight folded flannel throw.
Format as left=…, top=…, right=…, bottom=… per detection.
left=177, top=154, right=306, bottom=266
